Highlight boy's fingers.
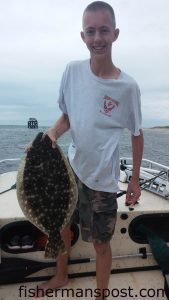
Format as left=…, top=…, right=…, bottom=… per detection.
left=43, top=132, right=57, bottom=149
left=51, top=140, right=57, bottom=149
left=24, top=143, right=32, bottom=153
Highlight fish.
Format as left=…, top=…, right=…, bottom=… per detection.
left=16, top=132, right=78, bottom=258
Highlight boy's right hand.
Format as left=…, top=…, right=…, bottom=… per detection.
left=43, top=127, right=57, bottom=149
left=24, top=142, right=32, bottom=153
left=24, top=128, right=57, bottom=153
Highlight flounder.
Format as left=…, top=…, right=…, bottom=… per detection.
left=16, top=132, right=78, bottom=258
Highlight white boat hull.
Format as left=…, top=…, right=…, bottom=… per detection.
left=0, top=163, right=169, bottom=299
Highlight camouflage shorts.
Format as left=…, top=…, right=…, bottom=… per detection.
left=73, top=176, right=118, bottom=243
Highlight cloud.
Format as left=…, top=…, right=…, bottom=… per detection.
left=142, top=90, right=169, bottom=126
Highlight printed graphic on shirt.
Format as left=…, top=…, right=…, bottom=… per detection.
left=100, top=95, right=119, bottom=117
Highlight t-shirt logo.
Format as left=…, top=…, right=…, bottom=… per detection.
left=100, top=95, right=119, bottom=116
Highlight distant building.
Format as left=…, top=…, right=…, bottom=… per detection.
left=28, top=118, right=38, bottom=129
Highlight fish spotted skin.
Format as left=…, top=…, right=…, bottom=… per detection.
left=16, top=132, right=78, bottom=258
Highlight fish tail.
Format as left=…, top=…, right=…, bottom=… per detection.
left=44, top=233, right=66, bottom=259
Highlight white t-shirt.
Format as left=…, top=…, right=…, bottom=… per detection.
left=58, top=59, right=142, bottom=192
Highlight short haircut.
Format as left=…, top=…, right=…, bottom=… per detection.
left=83, top=1, right=116, bottom=28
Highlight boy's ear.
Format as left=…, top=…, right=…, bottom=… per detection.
left=80, top=31, right=85, bottom=42
left=113, top=28, right=120, bottom=42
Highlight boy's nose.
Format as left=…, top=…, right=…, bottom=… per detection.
left=94, top=30, right=102, bottom=42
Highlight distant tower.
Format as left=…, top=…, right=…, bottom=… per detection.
left=28, top=118, right=38, bottom=129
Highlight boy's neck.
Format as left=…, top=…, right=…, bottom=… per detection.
left=90, top=57, right=120, bottom=79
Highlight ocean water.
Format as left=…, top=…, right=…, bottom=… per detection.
left=0, top=125, right=169, bottom=174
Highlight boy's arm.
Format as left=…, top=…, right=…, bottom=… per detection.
left=46, top=113, right=70, bottom=148
left=125, top=129, right=144, bottom=206
left=25, top=113, right=70, bottom=152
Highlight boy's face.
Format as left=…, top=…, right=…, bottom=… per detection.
left=81, top=9, right=119, bottom=59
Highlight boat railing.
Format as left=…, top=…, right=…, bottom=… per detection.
left=0, top=158, right=21, bottom=175
left=120, top=157, right=169, bottom=171
left=120, top=157, right=169, bottom=198
left=0, top=158, right=20, bottom=164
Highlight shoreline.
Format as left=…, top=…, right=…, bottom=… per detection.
left=143, top=126, right=169, bottom=133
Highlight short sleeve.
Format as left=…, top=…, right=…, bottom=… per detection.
left=126, top=85, right=142, bottom=136
left=58, top=71, right=68, bottom=114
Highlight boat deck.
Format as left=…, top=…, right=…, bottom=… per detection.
left=0, top=270, right=167, bottom=299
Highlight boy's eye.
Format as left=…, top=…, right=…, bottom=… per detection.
left=100, top=27, right=109, bottom=34
left=85, top=27, right=110, bottom=36
left=85, top=29, right=95, bottom=36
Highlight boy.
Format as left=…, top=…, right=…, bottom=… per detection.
left=37, top=1, right=143, bottom=298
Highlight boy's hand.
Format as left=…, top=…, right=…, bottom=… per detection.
left=24, top=127, right=57, bottom=153
left=125, top=180, right=141, bottom=206
left=24, top=142, right=32, bottom=153
left=43, top=128, right=57, bottom=149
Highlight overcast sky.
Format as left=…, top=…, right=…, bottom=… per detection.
left=0, top=0, right=169, bottom=127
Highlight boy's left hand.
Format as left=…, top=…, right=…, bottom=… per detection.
left=125, top=180, right=141, bottom=206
